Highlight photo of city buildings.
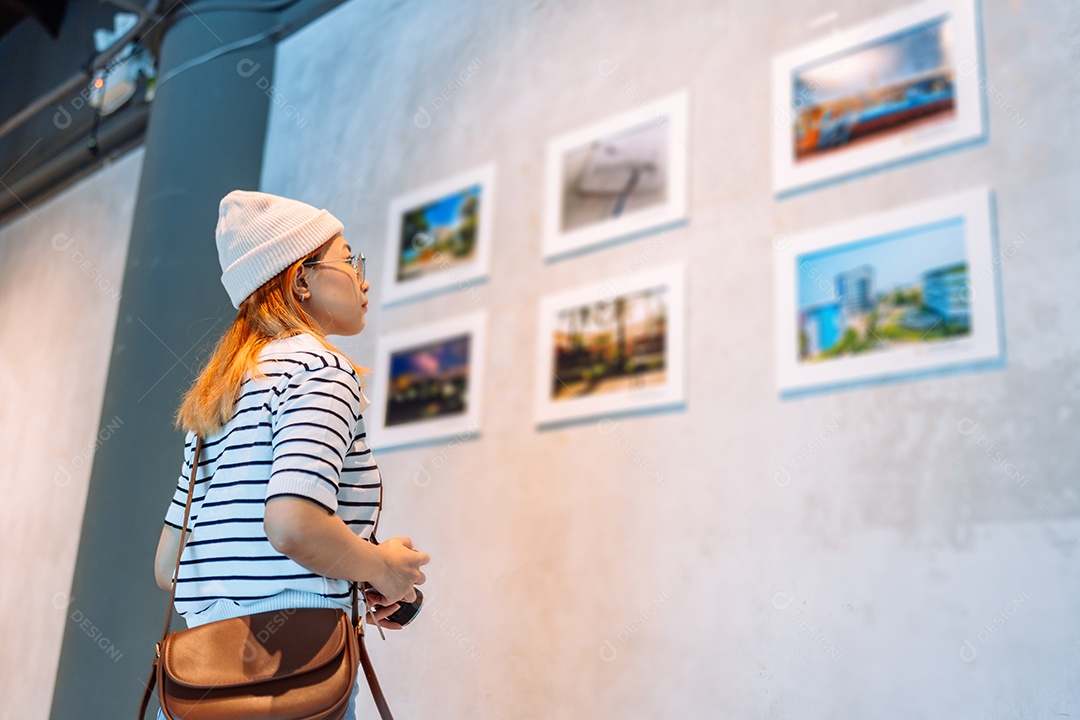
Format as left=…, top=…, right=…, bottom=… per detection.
left=797, top=218, right=971, bottom=363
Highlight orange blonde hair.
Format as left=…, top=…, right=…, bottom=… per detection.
left=175, top=240, right=368, bottom=438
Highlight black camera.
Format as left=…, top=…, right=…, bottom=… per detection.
left=361, top=583, right=423, bottom=627
left=384, top=588, right=423, bottom=626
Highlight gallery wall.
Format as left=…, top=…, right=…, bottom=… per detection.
left=259, top=0, right=1080, bottom=717
left=0, top=148, right=142, bottom=719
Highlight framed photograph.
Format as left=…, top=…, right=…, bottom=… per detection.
left=380, top=164, right=495, bottom=305
left=774, top=187, right=1003, bottom=398
left=534, top=264, right=686, bottom=426
left=367, top=312, right=486, bottom=450
left=542, top=91, right=688, bottom=260
left=771, top=0, right=985, bottom=195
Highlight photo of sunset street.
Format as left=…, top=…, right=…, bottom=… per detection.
left=551, top=286, right=668, bottom=400
left=386, top=334, right=471, bottom=426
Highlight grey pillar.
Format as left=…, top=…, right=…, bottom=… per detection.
left=48, top=7, right=276, bottom=719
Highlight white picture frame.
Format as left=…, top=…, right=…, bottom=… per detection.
left=542, top=91, right=689, bottom=260
left=774, top=187, right=1003, bottom=398
left=380, top=164, right=495, bottom=306
left=534, top=263, right=686, bottom=426
left=771, top=0, right=986, bottom=195
left=368, top=312, right=487, bottom=450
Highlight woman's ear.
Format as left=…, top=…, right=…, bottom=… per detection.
left=291, top=264, right=311, bottom=301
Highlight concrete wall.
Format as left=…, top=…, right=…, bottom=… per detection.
left=0, top=147, right=142, bottom=719
left=259, top=0, right=1080, bottom=718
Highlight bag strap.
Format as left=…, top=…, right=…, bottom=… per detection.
left=139, top=435, right=395, bottom=720
left=163, top=436, right=204, bottom=640
left=357, top=466, right=395, bottom=719
left=138, top=434, right=203, bottom=719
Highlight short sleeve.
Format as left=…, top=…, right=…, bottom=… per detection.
left=164, top=431, right=198, bottom=531
left=268, top=359, right=362, bottom=514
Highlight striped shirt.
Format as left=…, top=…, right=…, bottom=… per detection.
left=163, top=333, right=381, bottom=627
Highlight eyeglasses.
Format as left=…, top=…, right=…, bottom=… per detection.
left=303, top=251, right=366, bottom=282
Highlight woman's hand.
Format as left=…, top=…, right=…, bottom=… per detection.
left=364, top=590, right=405, bottom=630
left=370, top=536, right=429, bottom=604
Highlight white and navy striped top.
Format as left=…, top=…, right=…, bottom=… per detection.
left=163, top=333, right=381, bottom=628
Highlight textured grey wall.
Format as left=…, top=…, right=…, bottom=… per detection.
left=0, top=148, right=141, bottom=720
left=259, top=0, right=1080, bottom=717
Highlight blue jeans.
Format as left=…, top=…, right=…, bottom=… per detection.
left=156, top=669, right=363, bottom=719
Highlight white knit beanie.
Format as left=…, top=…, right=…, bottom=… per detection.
left=215, top=190, right=345, bottom=308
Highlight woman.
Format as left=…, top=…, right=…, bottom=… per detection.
left=152, top=190, right=429, bottom=719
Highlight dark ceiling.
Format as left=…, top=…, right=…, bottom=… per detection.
left=0, top=0, right=343, bottom=228
left=0, top=0, right=162, bottom=226
left=1, top=0, right=69, bottom=39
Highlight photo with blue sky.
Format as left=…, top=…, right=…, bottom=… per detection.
left=397, top=184, right=482, bottom=282
left=793, top=17, right=952, bottom=108
left=795, top=216, right=971, bottom=363
left=798, top=218, right=967, bottom=309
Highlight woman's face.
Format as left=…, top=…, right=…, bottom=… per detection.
left=297, top=234, right=369, bottom=336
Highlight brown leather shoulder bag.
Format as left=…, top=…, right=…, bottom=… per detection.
left=138, top=435, right=394, bottom=720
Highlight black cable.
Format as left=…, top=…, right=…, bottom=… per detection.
left=176, top=0, right=301, bottom=15
left=154, top=0, right=322, bottom=89
left=155, top=22, right=279, bottom=88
